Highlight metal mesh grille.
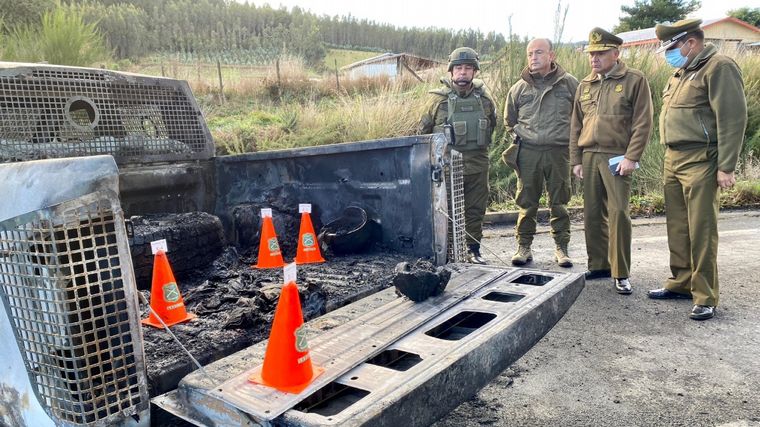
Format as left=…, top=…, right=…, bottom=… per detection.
left=0, top=194, right=148, bottom=425
left=0, top=64, right=213, bottom=164
left=447, top=151, right=467, bottom=262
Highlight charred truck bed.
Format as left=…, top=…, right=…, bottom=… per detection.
left=0, top=63, right=581, bottom=427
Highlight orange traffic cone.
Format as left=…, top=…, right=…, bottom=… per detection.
left=295, top=204, right=324, bottom=264
left=142, top=250, right=196, bottom=328
left=254, top=208, right=285, bottom=269
left=249, top=264, right=324, bottom=393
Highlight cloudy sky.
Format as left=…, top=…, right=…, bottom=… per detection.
left=264, top=0, right=753, bottom=42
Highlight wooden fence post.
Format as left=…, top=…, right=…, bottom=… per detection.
left=217, top=59, right=226, bottom=104
left=334, top=59, right=340, bottom=91
left=275, top=58, right=282, bottom=101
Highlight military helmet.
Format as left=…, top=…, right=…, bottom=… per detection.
left=448, top=47, right=480, bottom=71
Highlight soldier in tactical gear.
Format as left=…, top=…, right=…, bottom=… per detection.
left=419, top=47, right=498, bottom=264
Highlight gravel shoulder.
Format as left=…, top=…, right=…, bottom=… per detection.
left=435, top=210, right=760, bottom=427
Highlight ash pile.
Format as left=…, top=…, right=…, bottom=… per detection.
left=128, top=209, right=422, bottom=396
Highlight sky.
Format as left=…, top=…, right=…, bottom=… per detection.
left=263, top=0, right=754, bottom=43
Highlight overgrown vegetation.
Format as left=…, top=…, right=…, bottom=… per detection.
left=180, top=45, right=760, bottom=211
left=1, top=0, right=759, bottom=212
left=2, top=0, right=505, bottom=65
left=1, top=4, right=109, bottom=65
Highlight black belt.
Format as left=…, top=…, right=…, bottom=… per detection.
left=667, top=142, right=715, bottom=151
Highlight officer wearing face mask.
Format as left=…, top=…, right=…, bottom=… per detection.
left=648, top=19, right=748, bottom=321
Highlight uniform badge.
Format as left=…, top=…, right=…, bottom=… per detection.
left=615, top=84, right=623, bottom=93
left=591, top=32, right=602, bottom=43
left=581, top=94, right=591, bottom=101
left=583, top=87, right=590, bottom=93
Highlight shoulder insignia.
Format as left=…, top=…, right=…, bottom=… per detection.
left=614, top=84, right=623, bottom=93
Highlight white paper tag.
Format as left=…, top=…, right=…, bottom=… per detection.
left=283, top=262, right=297, bottom=284
left=260, top=208, right=272, bottom=218
left=150, top=239, right=168, bottom=255
left=298, top=203, right=311, bottom=214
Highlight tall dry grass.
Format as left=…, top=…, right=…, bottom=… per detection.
left=183, top=46, right=760, bottom=208
left=482, top=44, right=760, bottom=207
left=208, top=79, right=427, bottom=155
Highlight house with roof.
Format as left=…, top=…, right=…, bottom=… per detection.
left=617, top=17, right=760, bottom=51
left=341, top=53, right=441, bottom=81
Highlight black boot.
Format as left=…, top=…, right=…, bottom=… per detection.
left=467, top=244, right=487, bottom=265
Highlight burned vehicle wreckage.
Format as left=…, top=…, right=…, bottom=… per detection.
left=0, top=63, right=583, bottom=426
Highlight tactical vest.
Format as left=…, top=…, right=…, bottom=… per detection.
left=433, top=88, right=491, bottom=151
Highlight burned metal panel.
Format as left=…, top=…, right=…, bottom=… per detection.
left=118, top=160, right=216, bottom=217
left=0, top=62, right=214, bottom=165
left=0, top=157, right=150, bottom=427
left=213, top=135, right=440, bottom=258
left=152, top=266, right=584, bottom=426
left=446, top=151, right=466, bottom=262
left=282, top=269, right=584, bottom=426
left=208, top=267, right=506, bottom=420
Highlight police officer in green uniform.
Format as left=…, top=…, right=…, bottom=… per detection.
left=648, top=19, right=748, bottom=320
left=570, top=28, right=653, bottom=294
left=419, top=47, right=498, bottom=264
left=504, top=38, right=579, bottom=268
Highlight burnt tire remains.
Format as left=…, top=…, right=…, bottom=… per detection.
left=128, top=212, right=226, bottom=289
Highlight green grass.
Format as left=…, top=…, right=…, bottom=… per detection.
left=322, top=48, right=380, bottom=70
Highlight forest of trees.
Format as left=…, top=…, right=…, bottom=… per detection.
left=0, top=0, right=507, bottom=65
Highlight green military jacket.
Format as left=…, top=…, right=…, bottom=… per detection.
left=569, top=61, right=653, bottom=166
left=505, top=63, right=579, bottom=149
left=419, top=78, right=498, bottom=174
left=659, top=43, right=747, bottom=173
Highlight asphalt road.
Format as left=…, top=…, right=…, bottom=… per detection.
left=435, top=210, right=760, bottom=427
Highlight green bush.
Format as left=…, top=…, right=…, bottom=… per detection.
left=2, top=5, right=109, bottom=66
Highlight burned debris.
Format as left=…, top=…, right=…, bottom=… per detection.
left=393, top=259, right=452, bottom=302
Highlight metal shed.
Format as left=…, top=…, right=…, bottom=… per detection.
left=341, top=53, right=441, bottom=80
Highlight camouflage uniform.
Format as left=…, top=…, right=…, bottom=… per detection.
left=419, top=75, right=497, bottom=256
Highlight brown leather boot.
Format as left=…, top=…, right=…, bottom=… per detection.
left=511, top=245, right=533, bottom=266
left=554, top=244, right=573, bottom=268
